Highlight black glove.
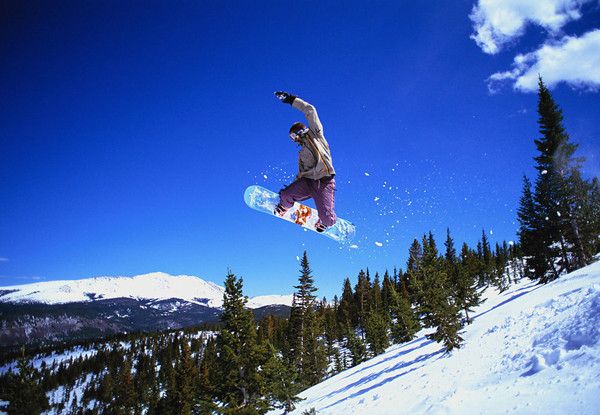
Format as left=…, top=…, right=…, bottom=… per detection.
left=275, top=91, right=296, bottom=105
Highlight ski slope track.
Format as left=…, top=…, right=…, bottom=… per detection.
left=276, top=260, right=600, bottom=415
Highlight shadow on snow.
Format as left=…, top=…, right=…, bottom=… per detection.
left=318, top=341, right=444, bottom=411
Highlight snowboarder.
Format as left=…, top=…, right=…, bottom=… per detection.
left=273, top=91, right=337, bottom=232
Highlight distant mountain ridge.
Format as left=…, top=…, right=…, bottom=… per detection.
left=0, top=272, right=293, bottom=351
left=0, top=272, right=293, bottom=308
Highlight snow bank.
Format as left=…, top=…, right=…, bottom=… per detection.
left=276, top=260, right=600, bottom=415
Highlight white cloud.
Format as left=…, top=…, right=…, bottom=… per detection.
left=487, top=29, right=600, bottom=92
left=470, top=0, right=594, bottom=54
left=0, top=257, right=8, bottom=262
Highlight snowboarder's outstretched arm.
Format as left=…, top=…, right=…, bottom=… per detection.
left=275, top=91, right=323, bottom=135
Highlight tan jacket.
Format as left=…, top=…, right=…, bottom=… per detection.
left=293, top=98, right=336, bottom=180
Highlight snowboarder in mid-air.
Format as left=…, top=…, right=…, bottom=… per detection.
left=274, top=91, right=337, bottom=232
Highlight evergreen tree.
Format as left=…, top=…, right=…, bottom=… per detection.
left=381, top=271, right=392, bottom=311
left=6, top=357, right=50, bottom=415
left=444, top=228, right=460, bottom=297
left=364, top=311, right=389, bottom=356
left=517, top=175, right=538, bottom=279
left=287, top=252, right=327, bottom=388
left=370, top=273, right=383, bottom=314
left=353, top=269, right=371, bottom=337
left=174, top=342, right=199, bottom=415
left=337, top=277, right=356, bottom=331
left=480, top=229, right=493, bottom=285
left=345, top=326, right=367, bottom=366
left=216, top=272, right=262, bottom=412
left=388, top=284, right=420, bottom=343
left=301, top=305, right=328, bottom=386
left=261, top=343, right=302, bottom=412
left=115, top=359, right=136, bottom=414
left=415, top=232, right=464, bottom=351
left=364, top=273, right=389, bottom=355
left=456, top=243, right=484, bottom=323
left=525, top=78, right=593, bottom=281
left=406, top=238, right=423, bottom=303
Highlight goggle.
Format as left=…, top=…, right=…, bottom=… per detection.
left=289, top=127, right=309, bottom=141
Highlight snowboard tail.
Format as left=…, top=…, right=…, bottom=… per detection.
left=244, top=185, right=355, bottom=243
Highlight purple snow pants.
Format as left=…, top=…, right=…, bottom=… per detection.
left=279, top=176, right=337, bottom=227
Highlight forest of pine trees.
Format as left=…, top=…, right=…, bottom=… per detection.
left=0, top=78, right=597, bottom=414
left=0, top=238, right=520, bottom=414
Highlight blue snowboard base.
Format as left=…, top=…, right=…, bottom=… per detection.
left=244, top=185, right=356, bottom=243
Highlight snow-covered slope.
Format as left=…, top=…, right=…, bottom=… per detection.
left=278, top=260, right=600, bottom=415
left=0, top=272, right=292, bottom=309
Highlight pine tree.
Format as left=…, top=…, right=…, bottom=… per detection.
left=345, top=326, right=367, bottom=366
left=517, top=175, right=538, bottom=279
left=456, top=243, right=484, bottom=323
left=6, top=357, right=50, bottom=415
left=336, top=277, right=356, bottom=331
left=444, top=228, right=460, bottom=296
left=261, top=343, right=302, bottom=412
left=216, top=271, right=262, bottom=412
left=353, top=269, right=371, bottom=337
left=381, top=271, right=394, bottom=313
left=389, top=284, right=420, bottom=343
left=301, top=305, right=328, bottom=385
left=364, top=311, right=389, bottom=356
left=173, top=342, right=198, bottom=415
left=364, top=274, right=389, bottom=355
left=198, top=337, right=218, bottom=413
left=480, top=229, right=493, bottom=285
left=527, top=77, right=592, bottom=281
left=406, top=238, right=423, bottom=303
left=416, top=232, right=464, bottom=351
left=115, top=358, right=136, bottom=414
left=287, top=252, right=327, bottom=388
left=370, top=273, right=383, bottom=314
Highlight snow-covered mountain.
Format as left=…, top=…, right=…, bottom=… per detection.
left=275, top=259, right=600, bottom=415
left=0, top=272, right=293, bottom=350
left=0, top=272, right=293, bottom=309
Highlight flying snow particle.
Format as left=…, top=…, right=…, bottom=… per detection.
left=490, top=230, right=493, bottom=235
left=374, top=197, right=380, bottom=202
left=349, top=244, right=358, bottom=249
left=557, top=211, right=561, bottom=217
left=542, top=170, right=548, bottom=175
left=375, top=241, right=383, bottom=247
left=263, top=174, right=268, bottom=179
left=364, top=172, right=370, bottom=176
left=296, top=256, right=300, bottom=261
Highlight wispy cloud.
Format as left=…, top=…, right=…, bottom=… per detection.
left=0, top=275, right=45, bottom=285
left=487, top=29, right=600, bottom=93
left=0, top=257, right=8, bottom=262
left=470, top=0, right=594, bottom=54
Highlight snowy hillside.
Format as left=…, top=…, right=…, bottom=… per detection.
left=276, top=260, right=600, bottom=415
left=0, top=272, right=293, bottom=309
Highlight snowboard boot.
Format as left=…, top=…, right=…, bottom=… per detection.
left=274, top=203, right=289, bottom=217
left=315, top=220, right=327, bottom=233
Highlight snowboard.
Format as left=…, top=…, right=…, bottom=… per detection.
left=244, top=185, right=356, bottom=243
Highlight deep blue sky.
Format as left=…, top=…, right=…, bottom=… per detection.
left=1, top=1, right=599, bottom=298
